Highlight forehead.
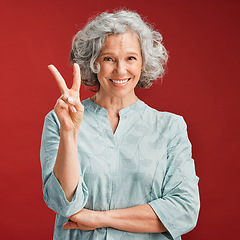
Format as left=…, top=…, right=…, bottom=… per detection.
left=100, top=31, right=141, bottom=55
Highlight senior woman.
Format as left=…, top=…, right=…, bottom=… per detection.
left=40, top=10, right=200, bottom=240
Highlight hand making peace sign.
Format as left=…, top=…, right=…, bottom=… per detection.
left=48, top=63, right=84, bottom=133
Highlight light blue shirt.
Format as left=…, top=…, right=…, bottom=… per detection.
left=40, top=98, right=200, bottom=240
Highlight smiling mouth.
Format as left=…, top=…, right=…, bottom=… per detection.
left=110, top=78, right=131, bottom=84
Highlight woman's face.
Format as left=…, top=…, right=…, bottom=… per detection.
left=96, top=31, right=142, bottom=99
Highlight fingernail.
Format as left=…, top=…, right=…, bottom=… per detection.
left=72, top=107, right=77, bottom=113
left=68, top=97, right=73, bottom=103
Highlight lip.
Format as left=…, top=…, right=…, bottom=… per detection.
left=110, top=78, right=129, bottom=80
left=109, top=78, right=131, bottom=87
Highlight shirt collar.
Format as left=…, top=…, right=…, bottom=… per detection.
left=83, top=98, right=145, bottom=117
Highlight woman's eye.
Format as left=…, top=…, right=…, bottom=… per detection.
left=128, top=56, right=137, bottom=60
left=104, top=57, right=113, bottom=61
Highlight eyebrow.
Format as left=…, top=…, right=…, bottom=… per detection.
left=100, top=52, right=140, bottom=57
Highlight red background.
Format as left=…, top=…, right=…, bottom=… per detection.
left=0, top=0, right=239, bottom=239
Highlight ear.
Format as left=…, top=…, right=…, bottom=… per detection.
left=93, top=61, right=101, bottom=73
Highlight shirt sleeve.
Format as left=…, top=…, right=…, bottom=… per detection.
left=40, top=110, right=88, bottom=217
left=148, top=116, right=200, bottom=239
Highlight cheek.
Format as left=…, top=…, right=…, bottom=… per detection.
left=97, top=68, right=106, bottom=80
left=132, top=65, right=142, bottom=77
left=98, top=64, right=112, bottom=76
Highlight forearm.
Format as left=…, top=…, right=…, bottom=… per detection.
left=102, top=204, right=167, bottom=233
left=54, top=129, right=80, bottom=202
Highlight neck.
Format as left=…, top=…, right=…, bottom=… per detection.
left=92, top=92, right=138, bottom=116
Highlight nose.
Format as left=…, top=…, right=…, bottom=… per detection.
left=114, top=60, right=127, bottom=75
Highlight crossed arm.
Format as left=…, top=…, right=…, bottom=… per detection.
left=62, top=204, right=167, bottom=233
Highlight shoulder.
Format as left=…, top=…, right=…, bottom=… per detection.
left=81, top=98, right=91, bottom=107
left=138, top=101, right=188, bottom=143
left=44, top=109, right=60, bottom=129
left=139, top=100, right=186, bottom=128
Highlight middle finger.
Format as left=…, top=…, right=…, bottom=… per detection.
left=48, top=65, right=68, bottom=94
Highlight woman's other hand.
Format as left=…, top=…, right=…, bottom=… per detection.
left=63, top=209, right=104, bottom=231
left=48, top=63, right=84, bottom=133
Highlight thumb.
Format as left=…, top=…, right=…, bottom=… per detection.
left=63, top=221, right=78, bottom=229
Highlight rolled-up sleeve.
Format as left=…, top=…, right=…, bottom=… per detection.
left=148, top=116, right=200, bottom=239
left=40, top=110, right=88, bottom=217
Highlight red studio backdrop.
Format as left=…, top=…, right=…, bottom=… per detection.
left=0, top=0, right=239, bottom=239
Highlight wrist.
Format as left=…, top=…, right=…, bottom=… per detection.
left=60, top=128, right=79, bottom=143
left=98, top=210, right=110, bottom=228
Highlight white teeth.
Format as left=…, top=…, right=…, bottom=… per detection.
left=111, top=79, right=129, bottom=84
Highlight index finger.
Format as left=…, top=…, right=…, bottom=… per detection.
left=71, top=63, right=81, bottom=92
left=48, top=64, right=68, bottom=94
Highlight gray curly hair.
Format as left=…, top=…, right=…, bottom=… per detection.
left=69, top=10, right=168, bottom=90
